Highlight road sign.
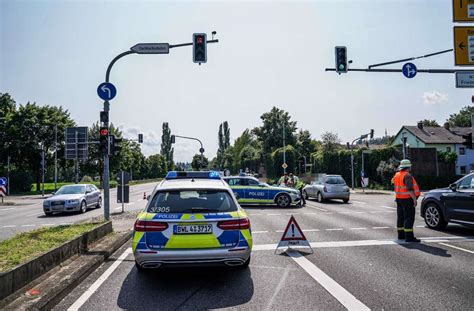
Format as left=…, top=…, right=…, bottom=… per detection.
left=97, top=82, right=117, bottom=101
left=0, top=177, right=7, bottom=186
left=454, top=27, right=474, bottom=66
left=0, top=186, right=6, bottom=197
left=453, top=0, right=474, bottom=22
left=282, top=163, right=288, bottom=169
left=456, top=71, right=474, bottom=87
left=117, top=185, right=130, bottom=203
left=402, top=63, right=417, bottom=78
left=65, top=127, right=88, bottom=161
left=130, top=43, right=170, bottom=54
left=275, top=216, right=313, bottom=254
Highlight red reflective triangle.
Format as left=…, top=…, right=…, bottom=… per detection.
left=280, top=216, right=307, bottom=241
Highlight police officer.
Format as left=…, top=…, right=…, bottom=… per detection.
left=393, top=159, right=421, bottom=242
left=292, top=174, right=306, bottom=206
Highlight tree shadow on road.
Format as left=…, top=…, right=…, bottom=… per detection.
left=117, top=265, right=254, bottom=310
left=400, top=243, right=452, bottom=257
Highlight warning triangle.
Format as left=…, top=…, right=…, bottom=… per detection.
left=281, top=216, right=307, bottom=241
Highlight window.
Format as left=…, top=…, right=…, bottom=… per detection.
left=446, top=147, right=451, bottom=152
left=325, top=176, right=346, bottom=185
left=226, top=178, right=242, bottom=186
left=458, top=175, right=474, bottom=189
left=459, top=147, right=466, bottom=156
left=460, top=166, right=467, bottom=175
left=247, top=179, right=260, bottom=186
left=147, top=190, right=237, bottom=213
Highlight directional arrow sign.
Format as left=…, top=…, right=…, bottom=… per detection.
left=97, top=82, right=117, bottom=101
left=130, top=43, right=170, bottom=54
left=454, top=26, right=474, bottom=66
left=453, top=0, right=474, bottom=22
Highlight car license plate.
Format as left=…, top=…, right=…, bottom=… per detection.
left=174, top=224, right=212, bottom=234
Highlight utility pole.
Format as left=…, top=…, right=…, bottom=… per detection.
left=41, top=146, right=45, bottom=197
left=172, top=135, right=205, bottom=169
left=283, top=123, right=286, bottom=174
left=54, top=125, right=58, bottom=191
left=7, top=156, right=10, bottom=195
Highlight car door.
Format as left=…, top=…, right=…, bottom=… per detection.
left=227, top=178, right=245, bottom=201
left=85, top=185, right=95, bottom=207
left=445, top=175, right=474, bottom=223
left=307, top=182, right=317, bottom=197
left=91, top=185, right=100, bottom=205
left=244, top=178, right=269, bottom=202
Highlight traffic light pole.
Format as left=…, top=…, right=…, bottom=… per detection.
left=101, top=38, right=218, bottom=220
left=173, top=135, right=205, bottom=169
left=325, top=68, right=474, bottom=74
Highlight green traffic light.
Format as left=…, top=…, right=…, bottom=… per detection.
left=339, top=64, right=345, bottom=70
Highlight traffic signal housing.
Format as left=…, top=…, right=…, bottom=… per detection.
left=193, top=33, right=207, bottom=64
left=99, top=127, right=109, bottom=154
left=462, top=133, right=473, bottom=149
left=138, top=133, right=143, bottom=144
left=335, top=46, right=348, bottom=74
left=171, top=135, right=176, bottom=144
left=111, top=136, right=123, bottom=156
left=370, top=129, right=374, bottom=139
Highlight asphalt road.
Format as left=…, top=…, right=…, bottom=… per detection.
left=54, top=193, right=474, bottom=310
left=0, top=182, right=157, bottom=241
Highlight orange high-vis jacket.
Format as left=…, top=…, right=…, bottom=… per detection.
left=393, top=170, right=420, bottom=199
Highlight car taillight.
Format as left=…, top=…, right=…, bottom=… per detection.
left=134, top=220, right=168, bottom=232
left=218, top=218, right=250, bottom=230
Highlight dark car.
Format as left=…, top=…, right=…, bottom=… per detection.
left=420, top=173, right=474, bottom=229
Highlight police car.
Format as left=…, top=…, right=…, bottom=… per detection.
left=133, top=171, right=252, bottom=270
left=222, top=175, right=301, bottom=208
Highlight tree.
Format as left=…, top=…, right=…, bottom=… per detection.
left=447, top=106, right=474, bottom=127
left=421, top=119, right=440, bottom=127
left=145, top=154, right=167, bottom=178
left=160, top=122, right=174, bottom=170
left=321, top=131, right=341, bottom=152
left=272, top=145, right=297, bottom=176
left=191, top=154, right=209, bottom=170
left=0, top=93, right=17, bottom=165
left=216, top=121, right=231, bottom=169
left=230, top=129, right=260, bottom=173
left=296, top=129, right=313, bottom=161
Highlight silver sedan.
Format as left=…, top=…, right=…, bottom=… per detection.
left=303, top=175, right=350, bottom=203
left=43, top=184, right=102, bottom=215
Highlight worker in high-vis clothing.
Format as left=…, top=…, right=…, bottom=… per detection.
left=393, top=159, right=421, bottom=242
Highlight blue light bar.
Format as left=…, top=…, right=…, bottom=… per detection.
left=165, top=171, right=221, bottom=180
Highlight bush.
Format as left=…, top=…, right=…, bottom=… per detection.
left=10, top=170, right=34, bottom=192
left=81, top=175, right=93, bottom=182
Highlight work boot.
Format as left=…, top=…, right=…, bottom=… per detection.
left=397, top=230, right=405, bottom=240
left=405, top=231, right=420, bottom=243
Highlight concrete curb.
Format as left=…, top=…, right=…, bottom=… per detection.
left=1, top=230, right=132, bottom=310
left=0, top=221, right=112, bottom=301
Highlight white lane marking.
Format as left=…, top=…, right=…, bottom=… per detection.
left=267, top=213, right=281, bottom=216
left=338, top=211, right=356, bottom=214
left=42, top=224, right=55, bottom=226
left=351, top=200, right=367, bottom=205
left=68, top=247, right=132, bottom=311
left=126, top=203, right=133, bottom=206
left=2, top=225, right=16, bottom=228
left=0, top=208, right=15, bottom=212
left=381, top=206, right=396, bottom=210
left=264, top=266, right=290, bottom=311
left=373, top=227, right=391, bottom=230
left=307, top=205, right=328, bottom=212
left=252, top=236, right=474, bottom=251
left=26, top=212, right=43, bottom=217
left=416, top=225, right=426, bottom=228
left=303, top=229, right=320, bottom=232
left=438, top=243, right=474, bottom=254
left=276, top=230, right=284, bottom=233
left=320, top=212, right=334, bottom=215
left=326, top=228, right=343, bottom=231
left=253, top=231, right=269, bottom=234
left=350, top=228, right=367, bottom=230
left=21, top=224, right=35, bottom=227
left=287, top=250, right=370, bottom=311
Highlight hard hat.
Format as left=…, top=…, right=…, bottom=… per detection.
left=399, top=159, right=412, bottom=169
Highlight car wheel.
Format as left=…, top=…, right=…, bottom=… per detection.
left=343, top=198, right=349, bottom=203
left=317, top=192, right=324, bottom=203
left=303, top=190, right=309, bottom=200
left=276, top=194, right=291, bottom=208
left=44, top=211, right=52, bottom=216
left=96, top=197, right=102, bottom=208
left=424, top=203, right=447, bottom=230
left=80, top=200, right=87, bottom=214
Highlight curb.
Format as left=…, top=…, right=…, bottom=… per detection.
left=2, top=230, right=132, bottom=310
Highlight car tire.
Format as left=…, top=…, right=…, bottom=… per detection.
left=80, top=200, right=87, bottom=214
left=303, top=190, right=309, bottom=200
left=317, top=192, right=324, bottom=203
left=423, top=203, right=448, bottom=230
left=343, top=198, right=349, bottom=203
left=276, top=194, right=291, bottom=208
left=96, top=197, right=102, bottom=208
left=44, top=211, right=52, bottom=216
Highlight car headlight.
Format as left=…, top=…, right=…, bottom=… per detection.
left=66, top=199, right=80, bottom=204
left=43, top=201, right=50, bottom=207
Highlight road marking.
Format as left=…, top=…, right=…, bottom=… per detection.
left=326, top=228, right=343, bottom=231
left=115, top=206, right=122, bottom=210
left=416, top=225, right=426, bottom=228
left=264, top=265, right=290, bottom=311
left=68, top=247, right=132, bottom=311
left=381, top=206, right=396, bottom=210
left=307, top=205, right=328, bottom=212
left=276, top=230, right=284, bottom=233
left=350, top=227, right=367, bottom=230
left=136, top=199, right=142, bottom=202
left=303, top=212, right=318, bottom=215
left=2, top=225, right=16, bottom=228
left=267, top=213, right=281, bottom=216
left=303, top=229, right=320, bottom=232
left=42, top=224, right=55, bottom=226
left=351, top=200, right=367, bottom=205
left=126, top=203, right=133, bottom=206
left=26, top=212, right=43, bottom=217
left=0, top=208, right=15, bottom=212
left=21, top=224, right=35, bottom=227
left=373, top=227, right=391, bottom=230
left=252, top=236, right=474, bottom=251
left=253, top=231, right=269, bottom=234
left=439, top=243, right=474, bottom=254
left=287, top=250, right=370, bottom=311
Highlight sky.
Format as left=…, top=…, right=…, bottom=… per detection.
left=1, top=0, right=472, bottom=162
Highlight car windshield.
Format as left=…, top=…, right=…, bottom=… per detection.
left=55, top=185, right=86, bottom=195
left=326, top=177, right=346, bottom=185
left=147, top=190, right=238, bottom=213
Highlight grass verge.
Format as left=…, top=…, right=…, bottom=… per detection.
left=0, top=222, right=103, bottom=272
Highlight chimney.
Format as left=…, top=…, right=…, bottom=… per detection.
left=444, top=122, right=450, bottom=130
left=417, top=121, right=423, bottom=129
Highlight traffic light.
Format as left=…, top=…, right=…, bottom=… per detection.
left=171, top=135, right=175, bottom=144
left=335, top=46, right=348, bottom=74
left=462, top=133, right=473, bottom=149
left=370, top=129, right=374, bottom=139
left=99, top=127, right=109, bottom=154
left=100, top=111, right=109, bottom=124
left=111, top=136, right=123, bottom=156
left=193, top=33, right=207, bottom=64
left=138, top=133, right=143, bottom=143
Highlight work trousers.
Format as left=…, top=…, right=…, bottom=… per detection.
left=396, top=198, right=415, bottom=233
left=299, top=188, right=306, bottom=205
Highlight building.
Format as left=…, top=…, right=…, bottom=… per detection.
left=393, top=122, right=474, bottom=175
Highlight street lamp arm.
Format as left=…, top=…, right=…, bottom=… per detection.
left=106, top=50, right=137, bottom=83
left=174, top=135, right=203, bottom=149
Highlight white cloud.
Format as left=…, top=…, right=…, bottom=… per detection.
left=422, top=91, right=448, bottom=106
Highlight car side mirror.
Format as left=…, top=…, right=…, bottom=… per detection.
left=146, top=195, right=151, bottom=201
left=233, top=192, right=240, bottom=200
left=449, top=183, right=457, bottom=191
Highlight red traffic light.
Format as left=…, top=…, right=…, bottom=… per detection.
left=196, top=36, right=204, bottom=44
left=100, top=129, right=109, bottom=136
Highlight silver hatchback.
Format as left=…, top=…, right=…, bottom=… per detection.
left=43, top=184, right=102, bottom=215
left=303, top=175, right=350, bottom=203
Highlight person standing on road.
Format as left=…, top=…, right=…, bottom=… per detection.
left=393, top=159, right=421, bottom=242
left=278, top=173, right=289, bottom=187
left=292, top=174, right=306, bottom=206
